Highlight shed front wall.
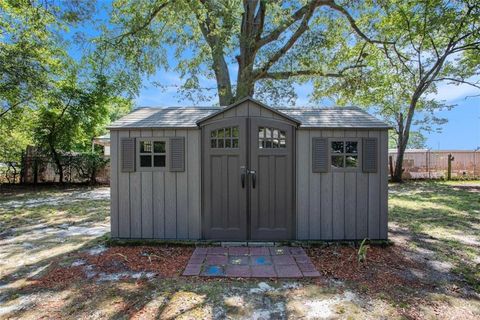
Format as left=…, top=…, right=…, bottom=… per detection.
left=110, top=128, right=201, bottom=239
left=296, top=128, right=388, bottom=240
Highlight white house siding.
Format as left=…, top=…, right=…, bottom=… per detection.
left=296, top=128, right=389, bottom=240
left=110, top=128, right=201, bottom=239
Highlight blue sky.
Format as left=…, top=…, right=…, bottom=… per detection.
left=135, top=72, right=480, bottom=150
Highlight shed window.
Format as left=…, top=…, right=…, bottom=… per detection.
left=331, top=140, right=358, bottom=169
left=258, top=127, right=286, bottom=148
left=210, top=126, right=239, bottom=148
left=138, top=140, right=166, bottom=170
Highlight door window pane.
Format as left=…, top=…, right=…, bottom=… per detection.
left=258, top=127, right=265, bottom=138
left=211, top=126, right=239, bottom=148
left=265, top=128, right=272, bottom=138
left=273, top=139, right=279, bottom=148
left=232, top=127, right=239, bottom=137
left=258, top=127, right=287, bottom=148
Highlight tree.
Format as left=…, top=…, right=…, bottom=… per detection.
left=313, top=0, right=480, bottom=181
left=98, top=0, right=390, bottom=105
left=34, top=72, right=111, bottom=183
left=0, top=0, right=95, bottom=119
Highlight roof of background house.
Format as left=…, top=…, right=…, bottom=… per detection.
left=108, top=104, right=390, bottom=129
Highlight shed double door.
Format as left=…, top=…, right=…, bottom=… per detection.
left=203, top=117, right=294, bottom=240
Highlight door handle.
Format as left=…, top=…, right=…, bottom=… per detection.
left=240, top=166, right=246, bottom=188
left=250, top=170, right=256, bottom=189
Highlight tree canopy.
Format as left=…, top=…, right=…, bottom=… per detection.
left=312, top=0, right=480, bottom=180
left=98, top=0, right=392, bottom=105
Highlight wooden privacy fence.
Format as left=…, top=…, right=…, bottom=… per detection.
left=389, top=149, right=480, bottom=179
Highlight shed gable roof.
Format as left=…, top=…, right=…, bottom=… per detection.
left=108, top=99, right=390, bottom=129
left=195, top=97, right=301, bottom=126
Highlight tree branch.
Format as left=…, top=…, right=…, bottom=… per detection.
left=0, top=96, right=33, bottom=118
left=259, top=64, right=366, bottom=80
left=325, top=1, right=393, bottom=45
left=256, top=0, right=326, bottom=48
left=433, top=77, right=480, bottom=90
left=112, top=0, right=170, bottom=43
left=254, top=2, right=317, bottom=79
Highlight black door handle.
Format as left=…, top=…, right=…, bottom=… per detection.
left=251, top=170, right=256, bottom=188
left=240, top=166, right=246, bottom=188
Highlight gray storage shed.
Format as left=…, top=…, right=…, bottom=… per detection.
left=108, top=97, right=389, bottom=241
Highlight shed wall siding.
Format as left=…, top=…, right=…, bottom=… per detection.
left=110, top=128, right=201, bottom=239
left=296, top=128, right=388, bottom=240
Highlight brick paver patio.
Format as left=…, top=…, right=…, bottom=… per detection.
left=183, top=247, right=320, bottom=278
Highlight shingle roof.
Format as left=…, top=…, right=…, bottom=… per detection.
left=108, top=105, right=390, bottom=129
left=278, top=107, right=390, bottom=128
left=108, top=107, right=219, bottom=129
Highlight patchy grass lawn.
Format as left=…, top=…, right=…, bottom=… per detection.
left=0, top=182, right=479, bottom=319
left=389, top=180, right=480, bottom=292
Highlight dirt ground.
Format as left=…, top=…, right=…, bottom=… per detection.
left=0, top=181, right=479, bottom=319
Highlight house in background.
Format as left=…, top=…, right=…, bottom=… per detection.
left=93, top=133, right=111, bottom=156
left=108, top=97, right=389, bottom=241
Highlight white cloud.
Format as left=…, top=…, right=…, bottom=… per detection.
left=431, top=77, right=480, bottom=102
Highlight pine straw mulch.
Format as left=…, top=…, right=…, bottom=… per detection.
left=29, top=246, right=194, bottom=289
left=307, top=244, right=432, bottom=295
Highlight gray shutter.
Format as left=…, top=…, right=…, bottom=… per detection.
left=121, top=137, right=135, bottom=172
left=169, top=137, right=185, bottom=172
left=363, top=138, right=378, bottom=173
left=312, top=137, right=329, bottom=173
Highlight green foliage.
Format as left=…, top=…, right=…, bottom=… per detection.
left=357, top=238, right=369, bottom=263
left=389, top=131, right=427, bottom=149
left=71, top=152, right=110, bottom=184
left=0, top=1, right=133, bottom=176
left=34, top=73, right=110, bottom=153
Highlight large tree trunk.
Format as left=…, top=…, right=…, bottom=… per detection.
left=392, top=139, right=407, bottom=182
left=391, top=94, right=419, bottom=182
left=235, top=0, right=261, bottom=101
left=211, top=48, right=234, bottom=106
left=49, top=142, right=64, bottom=184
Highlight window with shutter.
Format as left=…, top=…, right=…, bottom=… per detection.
left=330, top=139, right=359, bottom=169
left=312, top=137, right=328, bottom=173
left=169, top=137, right=185, bottom=172
left=121, top=137, right=136, bottom=172
left=362, top=137, right=378, bottom=173
left=136, top=138, right=168, bottom=171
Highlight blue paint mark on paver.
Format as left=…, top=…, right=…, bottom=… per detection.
left=255, top=256, right=267, bottom=265
left=205, top=265, right=224, bottom=276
